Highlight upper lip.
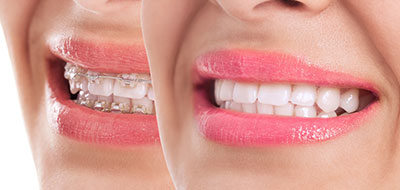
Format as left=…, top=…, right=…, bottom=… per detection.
left=194, top=49, right=379, bottom=146
left=48, top=35, right=149, bottom=74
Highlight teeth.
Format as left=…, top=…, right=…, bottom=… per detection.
left=232, top=82, right=258, bottom=104
left=256, top=101, right=273, bottom=115
left=318, top=112, right=337, bottom=118
left=132, top=97, right=154, bottom=114
left=219, top=80, right=235, bottom=101
left=88, top=78, right=114, bottom=96
left=216, top=79, right=373, bottom=118
left=274, top=103, right=294, bottom=116
left=317, top=87, right=340, bottom=113
left=291, top=85, right=317, bottom=106
left=147, top=86, right=155, bottom=101
left=340, top=89, right=359, bottom=113
left=258, top=84, right=291, bottom=106
left=242, top=103, right=257, bottom=113
left=112, top=96, right=131, bottom=113
left=294, top=105, right=317, bottom=118
left=113, top=80, right=148, bottom=99
left=69, top=80, right=81, bottom=94
left=64, top=63, right=154, bottom=114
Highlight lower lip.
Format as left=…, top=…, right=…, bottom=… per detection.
left=194, top=50, right=379, bottom=146
left=46, top=60, right=159, bottom=146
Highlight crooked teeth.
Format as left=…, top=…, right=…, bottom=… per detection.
left=340, top=89, right=359, bottom=113
left=215, top=79, right=370, bottom=118
left=64, top=63, right=154, bottom=114
left=317, top=87, right=340, bottom=113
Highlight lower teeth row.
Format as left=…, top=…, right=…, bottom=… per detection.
left=76, top=91, right=154, bottom=114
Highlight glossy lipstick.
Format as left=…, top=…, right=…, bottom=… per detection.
left=46, top=36, right=159, bottom=146
left=194, top=50, right=379, bottom=146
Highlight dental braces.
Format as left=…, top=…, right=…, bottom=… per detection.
left=64, top=63, right=152, bottom=87
left=75, top=91, right=154, bottom=114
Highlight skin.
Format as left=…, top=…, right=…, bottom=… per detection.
left=0, top=0, right=172, bottom=189
left=142, top=0, right=400, bottom=189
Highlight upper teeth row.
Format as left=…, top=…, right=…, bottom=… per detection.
left=215, top=79, right=361, bottom=118
left=64, top=63, right=154, bottom=100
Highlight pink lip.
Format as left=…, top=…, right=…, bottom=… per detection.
left=46, top=36, right=159, bottom=146
left=48, top=35, right=149, bottom=73
left=194, top=50, right=379, bottom=146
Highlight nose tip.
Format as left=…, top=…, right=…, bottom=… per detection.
left=212, top=0, right=333, bottom=22
left=73, top=0, right=132, bottom=14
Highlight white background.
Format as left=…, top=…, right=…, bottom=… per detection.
left=0, top=26, right=39, bottom=189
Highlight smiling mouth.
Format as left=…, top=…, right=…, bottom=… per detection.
left=194, top=50, right=379, bottom=146
left=46, top=35, right=159, bottom=146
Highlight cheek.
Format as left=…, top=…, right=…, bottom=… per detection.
left=345, top=1, right=400, bottom=84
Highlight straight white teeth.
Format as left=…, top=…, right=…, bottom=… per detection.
left=215, top=79, right=375, bottom=118
left=64, top=63, right=154, bottom=114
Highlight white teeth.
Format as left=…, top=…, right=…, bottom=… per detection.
left=274, top=103, right=294, bottom=116
left=69, top=80, right=80, bottom=94
left=214, top=80, right=222, bottom=104
left=242, top=103, right=257, bottom=113
left=318, top=112, right=337, bottom=118
left=294, top=105, right=317, bottom=118
left=291, top=85, right=317, bottom=106
left=317, top=87, right=340, bottom=113
left=132, top=97, right=154, bottom=114
left=232, top=82, right=258, bottom=104
left=340, top=89, right=359, bottom=113
left=64, top=63, right=154, bottom=114
left=226, top=101, right=242, bottom=112
left=88, top=78, right=114, bottom=96
left=113, top=81, right=148, bottom=99
left=256, top=101, right=273, bottom=115
left=219, top=80, right=235, bottom=101
left=216, top=79, right=373, bottom=118
left=258, top=84, right=291, bottom=106
left=113, top=96, right=132, bottom=113
left=147, top=86, right=155, bottom=101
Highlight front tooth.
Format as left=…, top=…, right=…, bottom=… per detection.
left=256, top=101, right=273, bottom=114
left=317, top=87, right=340, bottom=113
left=214, top=80, right=223, bottom=105
left=318, top=112, right=337, bottom=118
left=274, top=103, right=294, bottom=116
left=132, top=97, right=154, bottom=114
left=88, top=78, right=114, bottom=96
left=340, top=89, right=359, bottom=113
left=258, top=84, right=291, bottom=106
left=232, top=82, right=258, bottom=104
left=226, top=101, right=242, bottom=112
left=294, top=105, right=317, bottom=118
left=147, top=86, right=155, bottom=101
left=242, top=103, right=256, bottom=113
left=219, top=80, right=235, bottom=101
left=291, top=85, right=317, bottom=106
left=113, top=81, right=148, bottom=99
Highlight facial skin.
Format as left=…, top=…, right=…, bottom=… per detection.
left=142, top=0, right=400, bottom=189
left=0, top=0, right=172, bottom=189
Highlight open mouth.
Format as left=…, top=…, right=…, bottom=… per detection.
left=194, top=50, right=379, bottom=146
left=46, top=36, right=159, bottom=146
